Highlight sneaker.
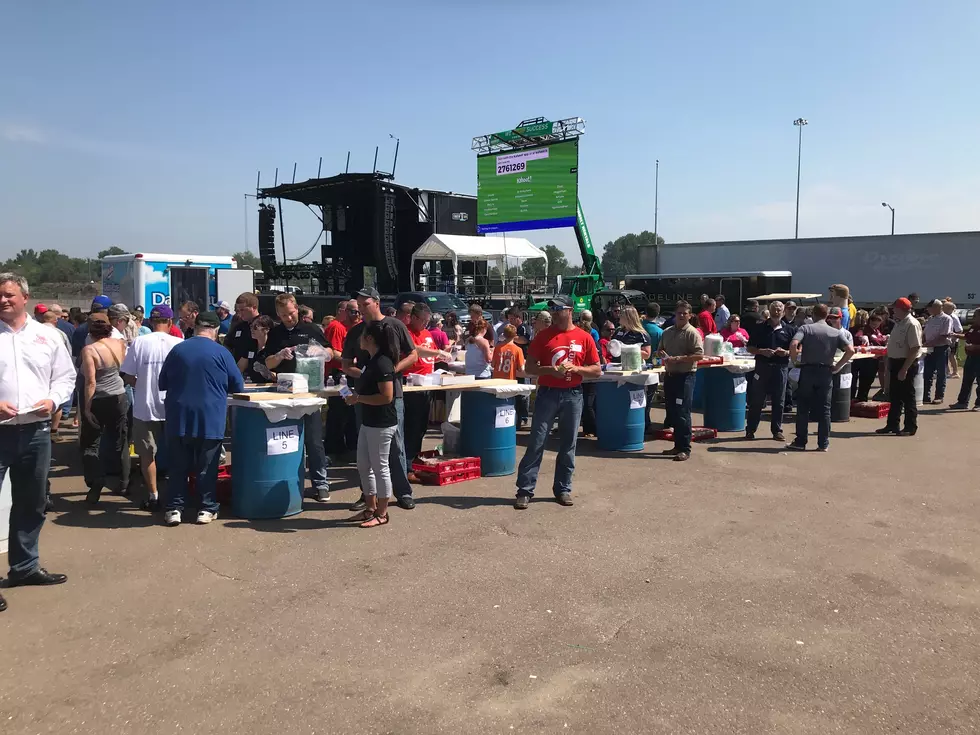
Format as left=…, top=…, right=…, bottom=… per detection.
left=817, top=446, right=829, bottom=453
left=972, top=405, right=980, bottom=412
left=745, top=431, right=756, bottom=440
left=899, top=428, right=917, bottom=437
left=772, top=432, right=785, bottom=442
left=316, top=487, right=330, bottom=503
left=140, top=496, right=160, bottom=512
left=784, top=442, right=806, bottom=451
left=875, top=427, right=900, bottom=436
left=196, top=510, right=218, bottom=524
left=514, top=494, right=531, bottom=510
left=396, top=495, right=416, bottom=510
left=673, top=452, right=690, bottom=462
left=556, top=492, right=574, bottom=506
left=931, top=398, right=944, bottom=405
left=949, top=402, right=969, bottom=410
left=350, top=496, right=368, bottom=512
left=45, top=494, right=55, bottom=513
left=164, top=510, right=181, bottom=526
left=661, top=448, right=684, bottom=456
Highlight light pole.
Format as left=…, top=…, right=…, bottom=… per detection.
left=654, top=159, right=660, bottom=272
left=881, top=202, right=895, bottom=235
left=793, top=118, right=807, bottom=239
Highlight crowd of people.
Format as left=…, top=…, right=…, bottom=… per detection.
left=2, top=270, right=978, bottom=613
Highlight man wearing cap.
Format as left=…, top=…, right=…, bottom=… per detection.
left=657, top=300, right=705, bottom=462
left=120, top=305, right=183, bottom=511
left=70, top=295, right=113, bottom=359
left=786, top=303, right=855, bottom=452
left=515, top=294, right=601, bottom=509
left=342, top=287, right=418, bottom=510
left=877, top=297, right=923, bottom=435
left=158, top=311, right=243, bottom=525
left=215, top=301, right=233, bottom=336
left=921, top=298, right=953, bottom=405
left=265, top=292, right=334, bottom=503
left=0, top=273, right=75, bottom=612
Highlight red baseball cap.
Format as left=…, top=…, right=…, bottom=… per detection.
left=893, top=297, right=912, bottom=310
left=33, top=303, right=48, bottom=315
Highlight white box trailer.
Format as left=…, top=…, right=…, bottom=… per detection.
left=638, top=231, right=980, bottom=308
left=101, top=253, right=255, bottom=311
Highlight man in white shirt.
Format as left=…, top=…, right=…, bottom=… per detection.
left=120, top=305, right=183, bottom=512
left=877, top=297, right=923, bottom=436
left=943, top=301, right=964, bottom=379
left=0, top=273, right=76, bottom=612
left=922, top=298, right=953, bottom=404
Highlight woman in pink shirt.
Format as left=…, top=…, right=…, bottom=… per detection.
left=719, top=314, right=750, bottom=347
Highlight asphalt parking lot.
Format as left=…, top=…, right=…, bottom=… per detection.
left=2, top=404, right=979, bottom=734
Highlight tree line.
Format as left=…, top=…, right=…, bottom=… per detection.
left=509, top=231, right=667, bottom=282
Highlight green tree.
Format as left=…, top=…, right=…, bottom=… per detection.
left=233, top=250, right=262, bottom=269
left=600, top=231, right=665, bottom=285
left=98, top=246, right=128, bottom=258
left=521, top=258, right=546, bottom=278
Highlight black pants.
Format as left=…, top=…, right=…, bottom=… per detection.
left=325, top=396, right=357, bottom=454
left=747, top=361, right=789, bottom=435
left=664, top=372, right=695, bottom=453
left=402, top=391, right=431, bottom=464
left=794, top=366, right=833, bottom=449
left=956, top=355, right=980, bottom=407
left=581, top=383, right=597, bottom=435
left=852, top=357, right=879, bottom=402
left=80, top=393, right=131, bottom=495
left=885, top=357, right=918, bottom=433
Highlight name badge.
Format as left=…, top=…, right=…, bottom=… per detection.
left=235, top=330, right=242, bottom=338
left=248, top=351, right=255, bottom=358
left=570, top=343, right=583, bottom=353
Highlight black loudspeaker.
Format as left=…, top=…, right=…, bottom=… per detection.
left=258, top=205, right=278, bottom=274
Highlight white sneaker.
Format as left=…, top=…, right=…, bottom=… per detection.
left=164, top=510, right=181, bottom=526
left=196, top=510, right=218, bottom=525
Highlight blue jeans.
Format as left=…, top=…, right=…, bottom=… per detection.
left=747, top=361, right=789, bottom=435
left=1, top=422, right=52, bottom=579
left=663, top=372, right=696, bottom=453
left=795, top=366, right=833, bottom=448
left=304, top=410, right=329, bottom=492
left=165, top=437, right=224, bottom=515
left=923, top=345, right=949, bottom=401
left=355, top=397, right=411, bottom=498
left=516, top=386, right=584, bottom=498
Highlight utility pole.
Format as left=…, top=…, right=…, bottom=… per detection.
left=654, top=159, right=660, bottom=272
left=793, top=118, right=808, bottom=239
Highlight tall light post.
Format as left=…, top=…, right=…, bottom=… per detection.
left=654, top=159, right=660, bottom=272
left=881, top=202, right=895, bottom=235
left=793, top=118, right=808, bottom=239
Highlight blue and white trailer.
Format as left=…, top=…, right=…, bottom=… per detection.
left=100, top=252, right=255, bottom=311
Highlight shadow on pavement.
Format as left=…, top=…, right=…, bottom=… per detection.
left=416, top=495, right=516, bottom=510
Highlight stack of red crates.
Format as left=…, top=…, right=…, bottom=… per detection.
left=651, top=427, right=718, bottom=442
left=411, top=451, right=481, bottom=486
left=851, top=400, right=890, bottom=419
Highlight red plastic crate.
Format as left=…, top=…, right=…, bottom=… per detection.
left=851, top=400, right=890, bottom=419
left=411, top=451, right=482, bottom=486
left=188, top=465, right=233, bottom=505
left=651, top=427, right=718, bottom=442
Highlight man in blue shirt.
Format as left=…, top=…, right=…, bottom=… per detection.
left=746, top=300, right=797, bottom=441
left=215, top=300, right=233, bottom=336
left=71, top=295, right=113, bottom=360
left=159, top=311, right=243, bottom=526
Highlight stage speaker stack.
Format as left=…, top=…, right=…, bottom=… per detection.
left=258, top=204, right=278, bottom=275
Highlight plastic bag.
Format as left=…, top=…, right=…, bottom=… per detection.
left=293, top=343, right=328, bottom=391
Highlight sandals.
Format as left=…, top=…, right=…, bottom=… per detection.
left=359, top=513, right=389, bottom=529
left=347, top=509, right=375, bottom=523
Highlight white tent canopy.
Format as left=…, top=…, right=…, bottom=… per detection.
left=410, top=234, right=547, bottom=279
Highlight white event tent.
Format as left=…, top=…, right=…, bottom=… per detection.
left=410, top=234, right=547, bottom=282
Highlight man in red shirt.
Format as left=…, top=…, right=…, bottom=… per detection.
left=403, top=302, right=438, bottom=472
left=515, top=295, right=601, bottom=510
left=324, top=299, right=359, bottom=457
left=697, top=298, right=717, bottom=335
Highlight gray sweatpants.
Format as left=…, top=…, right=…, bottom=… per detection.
left=357, top=425, right=397, bottom=499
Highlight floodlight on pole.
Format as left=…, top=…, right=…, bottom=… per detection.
left=881, top=202, right=895, bottom=235
left=793, top=118, right=808, bottom=239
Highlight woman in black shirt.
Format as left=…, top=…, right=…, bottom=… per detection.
left=608, top=305, right=653, bottom=364
left=344, top=321, right=398, bottom=528
left=243, top=316, right=276, bottom=384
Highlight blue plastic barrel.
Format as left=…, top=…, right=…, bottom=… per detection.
left=693, top=368, right=706, bottom=411
left=460, top=391, right=517, bottom=476
left=231, top=406, right=305, bottom=519
left=594, top=381, right=646, bottom=452
left=703, top=367, right=747, bottom=432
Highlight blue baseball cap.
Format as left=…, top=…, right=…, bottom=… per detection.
left=91, top=295, right=113, bottom=309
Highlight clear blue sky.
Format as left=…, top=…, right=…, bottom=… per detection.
left=3, top=1, right=979, bottom=265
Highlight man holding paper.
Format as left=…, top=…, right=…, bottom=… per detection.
left=0, top=273, right=76, bottom=613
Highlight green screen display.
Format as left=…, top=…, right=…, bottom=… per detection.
left=477, top=139, right=578, bottom=233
